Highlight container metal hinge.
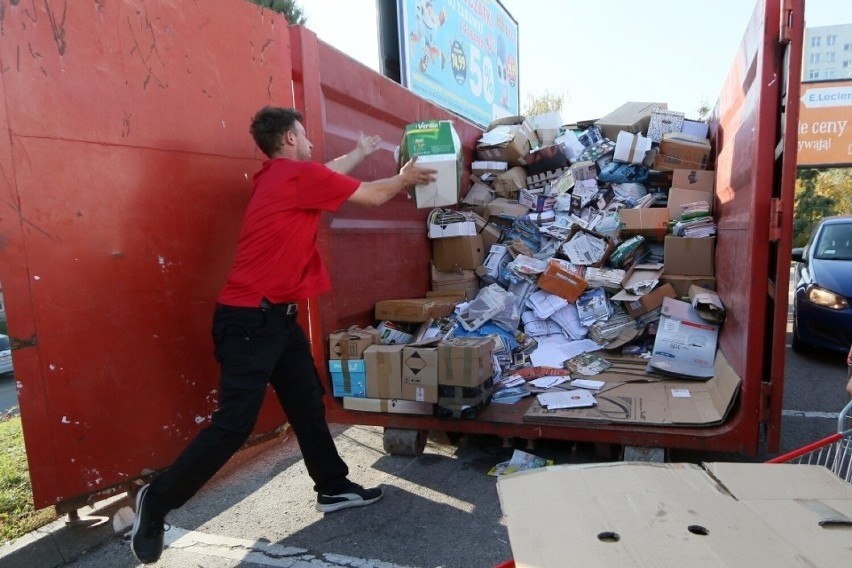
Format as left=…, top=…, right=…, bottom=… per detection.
left=779, top=0, right=796, bottom=44
left=769, top=198, right=783, bottom=242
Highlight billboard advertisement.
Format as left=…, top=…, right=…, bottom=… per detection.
left=398, top=0, right=519, bottom=127
left=797, top=79, right=852, bottom=168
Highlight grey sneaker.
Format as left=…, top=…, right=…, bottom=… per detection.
left=316, top=482, right=383, bottom=513
left=131, top=484, right=168, bottom=564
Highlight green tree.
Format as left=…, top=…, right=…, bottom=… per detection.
left=696, top=97, right=711, bottom=120
left=247, top=0, right=307, bottom=24
left=523, top=90, right=566, bottom=117
left=793, top=168, right=838, bottom=246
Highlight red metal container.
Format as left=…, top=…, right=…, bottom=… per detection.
left=0, top=0, right=803, bottom=511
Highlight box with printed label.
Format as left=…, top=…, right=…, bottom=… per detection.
left=328, top=327, right=380, bottom=360
left=647, top=109, right=685, bottom=143
left=537, top=258, right=587, bottom=302
left=518, top=189, right=557, bottom=212
left=402, top=343, right=439, bottom=403
left=476, top=244, right=512, bottom=286
left=327, top=359, right=367, bottom=398
left=438, top=337, right=494, bottom=387
left=363, top=344, right=404, bottom=399
left=399, top=120, right=462, bottom=209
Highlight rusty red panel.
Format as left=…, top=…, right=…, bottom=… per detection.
left=711, top=0, right=802, bottom=452
left=0, top=1, right=294, bottom=509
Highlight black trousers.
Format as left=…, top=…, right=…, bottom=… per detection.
left=146, top=304, right=349, bottom=514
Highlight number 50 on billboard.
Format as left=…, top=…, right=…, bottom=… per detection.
left=398, top=0, right=519, bottom=127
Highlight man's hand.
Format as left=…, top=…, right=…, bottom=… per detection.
left=400, top=155, right=438, bottom=187
left=356, top=132, right=382, bottom=160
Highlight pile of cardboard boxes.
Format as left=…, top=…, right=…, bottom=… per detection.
left=328, top=101, right=728, bottom=424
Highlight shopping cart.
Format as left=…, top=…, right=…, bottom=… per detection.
left=765, top=399, right=852, bottom=484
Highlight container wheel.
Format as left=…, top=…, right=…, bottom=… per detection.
left=383, top=428, right=427, bottom=456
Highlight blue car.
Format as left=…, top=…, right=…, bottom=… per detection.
left=791, top=215, right=852, bottom=353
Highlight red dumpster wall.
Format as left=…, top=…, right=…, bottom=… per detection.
left=0, top=0, right=295, bottom=509
left=0, top=0, right=801, bottom=510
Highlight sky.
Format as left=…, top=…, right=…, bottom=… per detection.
left=296, top=0, right=852, bottom=124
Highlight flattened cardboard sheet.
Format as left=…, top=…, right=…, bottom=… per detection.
left=523, top=351, right=740, bottom=426
left=498, top=462, right=852, bottom=568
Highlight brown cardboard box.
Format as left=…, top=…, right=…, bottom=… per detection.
left=660, top=274, right=717, bottom=298
left=618, top=208, right=670, bottom=241
left=537, top=258, right=587, bottom=302
left=328, top=327, right=380, bottom=360
left=484, top=197, right=530, bottom=220
left=438, top=337, right=494, bottom=387
left=476, top=116, right=539, bottom=166
left=430, top=262, right=479, bottom=300
left=342, top=397, right=434, bottom=415
left=664, top=236, right=715, bottom=276
left=432, top=234, right=486, bottom=271
left=374, top=296, right=461, bottom=323
left=460, top=179, right=494, bottom=216
left=492, top=166, right=527, bottom=198
left=621, top=282, right=677, bottom=318
left=479, top=222, right=503, bottom=252
left=672, top=169, right=716, bottom=192
left=668, top=187, right=713, bottom=220
left=402, top=342, right=439, bottom=403
left=363, top=344, right=404, bottom=399
left=654, top=133, right=712, bottom=171
left=594, top=102, right=667, bottom=141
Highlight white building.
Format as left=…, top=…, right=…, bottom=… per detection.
left=802, top=24, right=852, bottom=81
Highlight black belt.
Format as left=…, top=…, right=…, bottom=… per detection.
left=260, top=298, right=298, bottom=315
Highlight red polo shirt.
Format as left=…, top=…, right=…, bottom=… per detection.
left=217, top=158, right=360, bottom=307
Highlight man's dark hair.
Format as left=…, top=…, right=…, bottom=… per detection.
left=250, top=106, right=304, bottom=158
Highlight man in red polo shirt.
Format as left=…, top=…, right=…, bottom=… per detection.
left=132, top=107, right=437, bottom=564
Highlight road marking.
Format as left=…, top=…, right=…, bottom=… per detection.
left=162, top=526, right=413, bottom=567
left=781, top=409, right=840, bottom=419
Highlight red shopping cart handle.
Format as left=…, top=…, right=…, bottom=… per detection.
left=494, top=561, right=515, bottom=568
